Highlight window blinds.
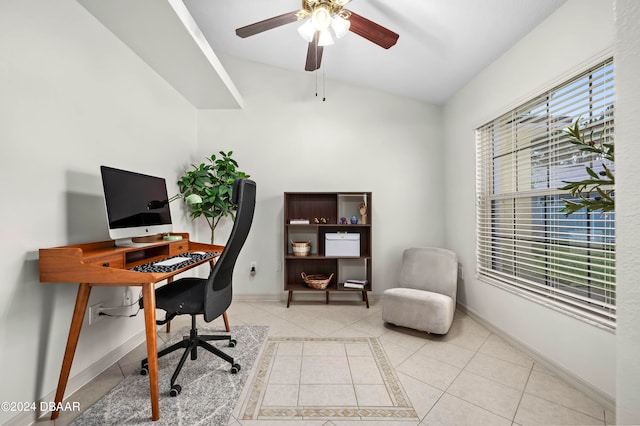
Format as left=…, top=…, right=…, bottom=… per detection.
left=476, top=58, right=615, bottom=328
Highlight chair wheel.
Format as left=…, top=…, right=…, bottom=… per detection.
left=140, top=364, right=148, bottom=376
left=169, top=384, right=182, bottom=397
left=231, top=364, right=241, bottom=374
left=229, top=339, right=237, bottom=348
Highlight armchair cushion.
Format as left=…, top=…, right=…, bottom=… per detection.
left=382, top=287, right=454, bottom=334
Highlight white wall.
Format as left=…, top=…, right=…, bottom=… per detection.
left=4, top=0, right=637, bottom=423
left=613, top=0, right=640, bottom=423
left=0, top=0, right=198, bottom=423
left=443, top=0, right=616, bottom=403
left=195, top=55, right=445, bottom=300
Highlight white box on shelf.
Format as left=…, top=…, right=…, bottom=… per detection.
left=325, top=233, right=360, bottom=257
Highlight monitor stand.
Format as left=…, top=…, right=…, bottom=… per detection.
left=113, top=238, right=157, bottom=248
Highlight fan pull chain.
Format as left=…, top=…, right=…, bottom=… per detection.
left=313, top=65, right=326, bottom=101
left=314, top=69, right=326, bottom=101
left=312, top=44, right=325, bottom=101
left=322, top=68, right=326, bottom=102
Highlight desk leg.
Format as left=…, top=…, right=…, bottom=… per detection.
left=223, top=311, right=230, bottom=332
left=51, top=283, right=91, bottom=420
left=142, top=282, right=160, bottom=421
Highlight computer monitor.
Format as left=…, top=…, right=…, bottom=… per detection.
left=100, top=166, right=173, bottom=247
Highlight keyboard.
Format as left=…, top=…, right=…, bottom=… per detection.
left=154, top=256, right=192, bottom=267
left=129, top=251, right=220, bottom=273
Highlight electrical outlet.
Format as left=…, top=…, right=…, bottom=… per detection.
left=123, top=288, right=134, bottom=306
left=88, top=303, right=105, bottom=325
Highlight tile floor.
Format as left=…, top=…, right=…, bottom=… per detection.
left=43, top=299, right=615, bottom=426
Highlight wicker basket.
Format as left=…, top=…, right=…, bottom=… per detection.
left=301, top=272, right=334, bottom=290
left=291, top=241, right=311, bottom=257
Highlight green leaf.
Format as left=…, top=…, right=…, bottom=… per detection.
left=586, top=167, right=599, bottom=179
left=558, top=117, right=615, bottom=215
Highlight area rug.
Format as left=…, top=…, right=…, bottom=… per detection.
left=235, top=336, right=418, bottom=421
left=71, top=325, right=269, bottom=425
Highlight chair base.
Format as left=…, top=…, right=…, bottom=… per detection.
left=140, top=316, right=240, bottom=396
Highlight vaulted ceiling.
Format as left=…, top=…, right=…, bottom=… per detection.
left=79, top=0, right=567, bottom=107
left=183, top=0, right=567, bottom=104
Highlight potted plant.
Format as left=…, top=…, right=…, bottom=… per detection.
left=559, top=118, right=614, bottom=215
left=177, top=151, right=250, bottom=243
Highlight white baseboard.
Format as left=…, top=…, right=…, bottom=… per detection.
left=457, top=303, right=616, bottom=413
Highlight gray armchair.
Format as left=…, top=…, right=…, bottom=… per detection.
left=382, top=247, right=458, bottom=334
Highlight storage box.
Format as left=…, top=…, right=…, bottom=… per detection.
left=325, top=233, right=360, bottom=257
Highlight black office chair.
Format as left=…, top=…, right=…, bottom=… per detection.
left=140, top=178, right=256, bottom=397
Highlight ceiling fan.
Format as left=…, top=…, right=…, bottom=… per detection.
left=235, top=0, right=399, bottom=72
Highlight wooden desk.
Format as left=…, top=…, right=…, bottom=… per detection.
left=39, top=233, right=223, bottom=421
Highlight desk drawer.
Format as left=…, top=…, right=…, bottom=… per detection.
left=85, top=254, right=124, bottom=269
left=169, top=242, right=188, bottom=256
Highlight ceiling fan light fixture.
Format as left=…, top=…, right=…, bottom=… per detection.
left=331, top=15, right=350, bottom=38
left=318, top=29, right=334, bottom=46
left=311, top=4, right=332, bottom=31
left=297, top=19, right=315, bottom=42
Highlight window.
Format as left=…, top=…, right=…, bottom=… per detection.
left=476, top=59, right=615, bottom=328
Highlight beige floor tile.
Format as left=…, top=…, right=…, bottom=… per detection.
left=422, top=393, right=512, bottom=426
left=298, top=384, right=357, bottom=406
left=350, top=316, right=389, bottom=337
left=447, top=370, right=522, bottom=419
left=478, top=333, right=534, bottom=368
left=396, top=352, right=461, bottom=391
left=396, top=371, right=443, bottom=420
left=333, top=422, right=419, bottom=426
left=237, top=311, right=281, bottom=326
left=379, top=329, right=428, bottom=352
left=354, top=384, right=393, bottom=406
left=268, top=356, right=301, bottom=384
left=246, top=301, right=292, bottom=317
left=329, top=326, right=377, bottom=338
left=349, top=356, right=384, bottom=384
left=464, top=352, right=531, bottom=391
left=266, top=322, right=318, bottom=337
left=303, top=341, right=346, bottom=356
left=117, top=340, right=149, bottom=377
left=276, top=341, right=304, bottom=357
left=514, top=393, right=604, bottom=425
left=296, top=316, right=349, bottom=337
left=378, top=339, right=417, bottom=368
left=525, top=369, right=605, bottom=420
left=415, top=339, right=476, bottom=369
left=262, top=384, right=299, bottom=406
left=345, top=342, right=373, bottom=357
left=240, top=420, right=328, bottom=426
left=440, top=315, right=491, bottom=352
left=301, top=356, right=352, bottom=384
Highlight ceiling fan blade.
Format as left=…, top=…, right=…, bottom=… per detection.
left=236, top=11, right=300, bottom=38
left=305, top=32, right=324, bottom=71
left=346, top=11, right=399, bottom=49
